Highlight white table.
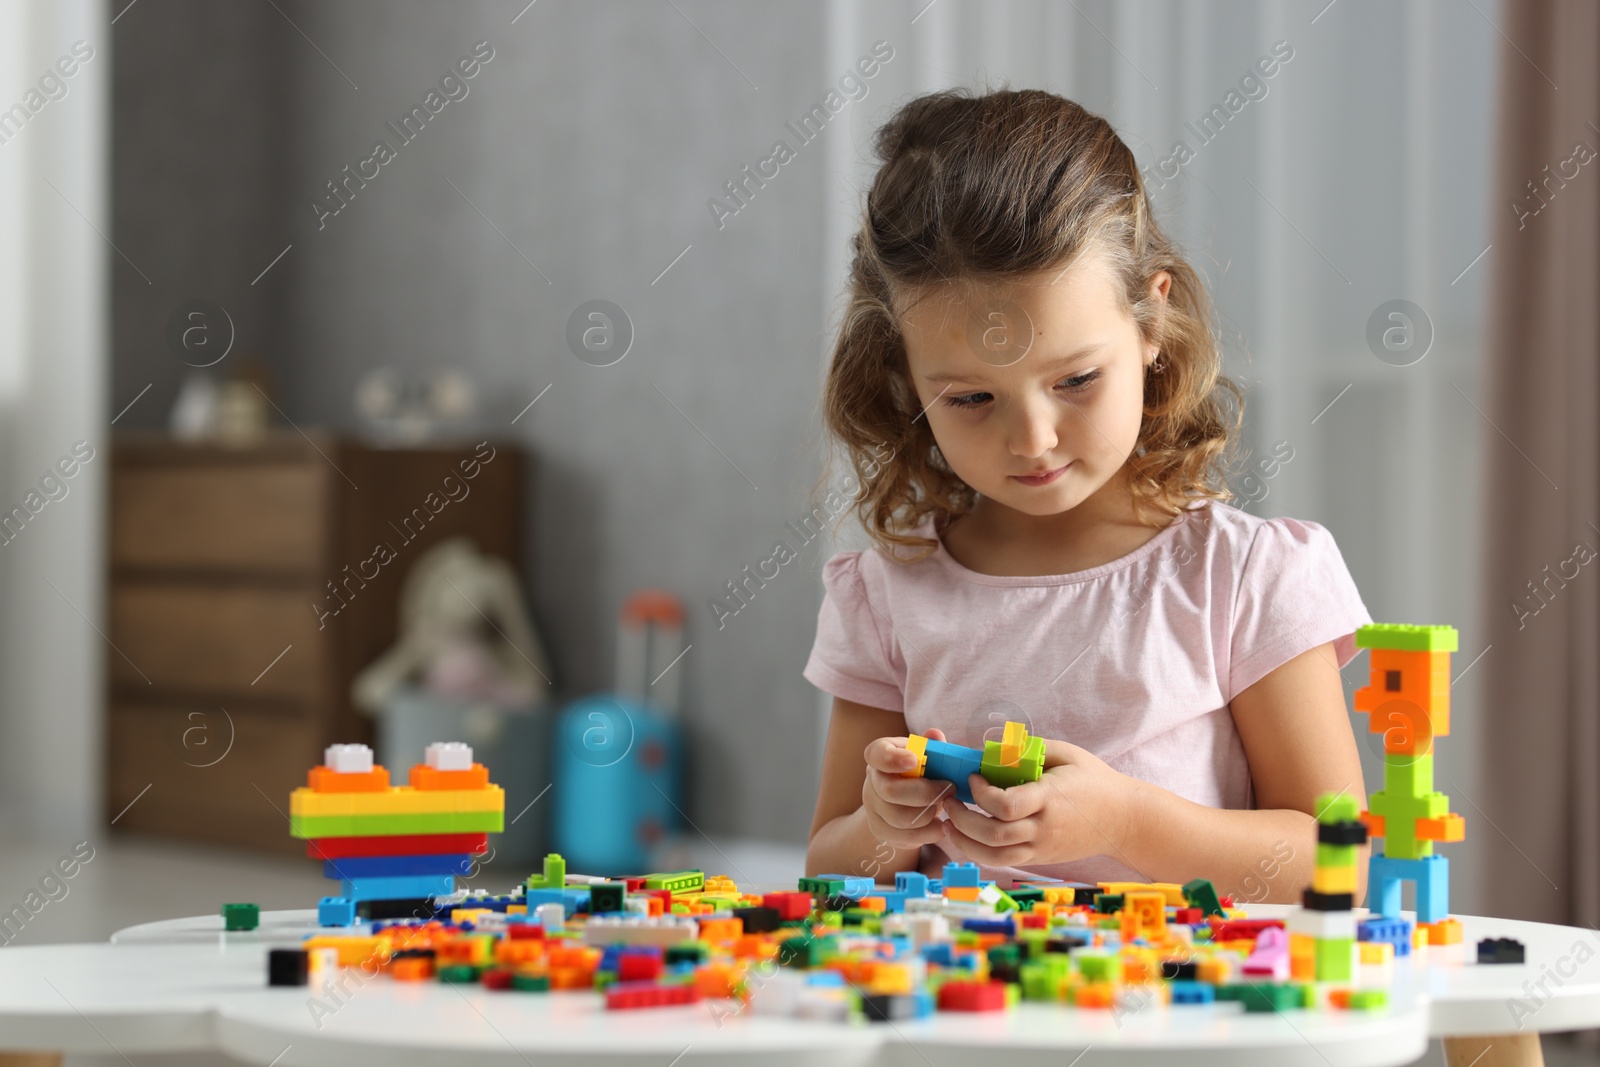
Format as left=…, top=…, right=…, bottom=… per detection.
left=0, top=906, right=1595, bottom=1066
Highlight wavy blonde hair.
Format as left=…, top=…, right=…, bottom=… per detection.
left=818, top=88, right=1242, bottom=560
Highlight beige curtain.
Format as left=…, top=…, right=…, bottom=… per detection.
left=1481, top=0, right=1600, bottom=930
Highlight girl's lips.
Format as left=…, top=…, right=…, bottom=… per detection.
left=1010, top=463, right=1070, bottom=486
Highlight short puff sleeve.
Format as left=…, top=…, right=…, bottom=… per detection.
left=1228, top=517, right=1372, bottom=703
left=802, top=551, right=904, bottom=711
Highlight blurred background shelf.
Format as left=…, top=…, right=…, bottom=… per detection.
left=104, top=432, right=523, bottom=853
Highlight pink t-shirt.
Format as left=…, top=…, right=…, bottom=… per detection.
left=802, top=499, right=1372, bottom=887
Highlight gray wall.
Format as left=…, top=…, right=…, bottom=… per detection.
left=113, top=0, right=837, bottom=842
left=111, top=0, right=293, bottom=422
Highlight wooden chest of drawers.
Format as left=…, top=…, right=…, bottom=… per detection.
left=106, top=433, right=523, bottom=853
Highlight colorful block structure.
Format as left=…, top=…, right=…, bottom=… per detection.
left=1288, top=792, right=1366, bottom=982
left=291, top=742, right=504, bottom=925
left=902, top=721, right=1045, bottom=803
left=1353, top=624, right=1464, bottom=943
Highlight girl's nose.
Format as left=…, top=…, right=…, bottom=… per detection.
left=1007, top=394, right=1059, bottom=459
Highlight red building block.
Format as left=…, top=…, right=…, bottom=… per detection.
left=1209, top=917, right=1284, bottom=942
left=763, top=891, right=814, bottom=921
left=938, top=980, right=1008, bottom=1012
left=306, top=832, right=489, bottom=860
left=605, top=982, right=702, bottom=1010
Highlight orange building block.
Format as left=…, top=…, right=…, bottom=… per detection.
left=308, top=765, right=391, bottom=793
left=1417, top=813, right=1465, bottom=842
left=1419, top=918, right=1463, bottom=945
left=1354, top=647, right=1451, bottom=749
left=408, top=763, right=491, bottom=791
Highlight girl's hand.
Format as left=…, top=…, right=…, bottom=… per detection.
left=939, top=738, right=1147, bottom=868
left=861, top=729, right=955, bottom=853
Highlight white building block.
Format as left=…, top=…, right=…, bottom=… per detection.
left=425, top=741, right=473, bottom=771
left=324, top=744, right=373, bottom=773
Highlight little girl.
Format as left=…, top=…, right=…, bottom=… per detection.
left=803, top=88, right=1371, bottom=904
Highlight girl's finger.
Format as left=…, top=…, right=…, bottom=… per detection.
left=941, top=796, right=1034, bottom=848
left=942, top=820, right=1028, bottom=867
left=968, top=774, right=1046, bottom=821
left=864, top=736, right=921, bottom=773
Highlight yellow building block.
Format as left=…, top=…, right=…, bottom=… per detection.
left=902, top=734, right=928, bottom=777
left=289, top=784, right=505, bottom=818
left=1120, top=891, right=1167, bottom=941
left=1313, top=865, right=1357, bottom=895
left=1360, top=941, right=1394, bottom=965
left=1096, top=882, right=1187, bottom=906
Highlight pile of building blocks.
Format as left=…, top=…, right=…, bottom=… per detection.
left=1354, top=624, right=1465, bottom=946
left=902, top=720, right=1045, bottom=803
left=272, top=637, right=1528, bottom=1016
left=272, top=849, right=1521, bottom=1018
left=290, top=742, right=504, bottom=926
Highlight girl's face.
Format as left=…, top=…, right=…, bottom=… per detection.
left=899, top=251, right=1170, bottom=520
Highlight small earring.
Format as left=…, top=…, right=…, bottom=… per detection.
left=1147, top=351, right=1165, bottom=374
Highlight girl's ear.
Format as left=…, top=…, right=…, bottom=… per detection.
left=1148, top=269, right=1173, bottom=305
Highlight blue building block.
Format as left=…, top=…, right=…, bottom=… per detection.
left=962, top=917, right=1014, bottom=935
left=526, top=888, right=568, bottom=908
left=1368, top=853, right=1449, bottom=923
left=926, top=879, right=945, bottom=896
left=921, top=943, right=955, bottom=967
left=318, top=896, right=356, bottom=927
left=338, top=873, right=456, bottom=902
left=323, top=853, right=475, bottom=880
left=877, top=891, right=908, bottom=914
left=922, top=739, right=984, bottom=803
left=943, top=862, right=981, bottom=888
left=894, top=872, right=929, bottom=897
left=1169, top=981, right=1215, bottom=1005
left=840, top=875, right=875, bottom=897
left=1357, top=916, right=1414, bottom=957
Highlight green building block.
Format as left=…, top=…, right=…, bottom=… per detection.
left=1182, top=878, right=1226, bottom=917
left=1355, top=623, right=1458, bottom=653
left=511, top=972, right=550, bottom=992
left=1231, top=982, right=1303, bottom=1013
left=1314, top=937, right=1355, bottom=982
left=221, top=903, right=259, bottom=931
left=1383, top=752, right=1435, bottom=796
left=644, top=871, right=705, bottom=895
left=980, top=732, right=1046, bottom=787
left=666, top=942, right=708, bottom=965
left=1008, top=886, right=1046, bottom=906
left=796, top=875, right=845, bottom=898
left=1368, top=786, right=1450, bottom=859
left=1076, top=952, right=1117, bottom=983
left=290, top=809, right=503, bottom=838
left=1094, top=893, right=1124, bottom=914
left=526, top=853, right=567, bottom=891
left=1020, top=956, right=1073, bottom=1001
left=1347, top=989, right=1388, bottom=1011
left=1316, top=843, right=1359, bottom=868
left=1315, top=792, right=1360, bottom=824
left=588, top=882, right=625, bottom=914
left=438, top=964, right=480, bottom=983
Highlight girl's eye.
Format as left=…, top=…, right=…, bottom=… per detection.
left=944, top=392, right=992, bottom=409
left=942, top=370, right=1102, bottom=410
